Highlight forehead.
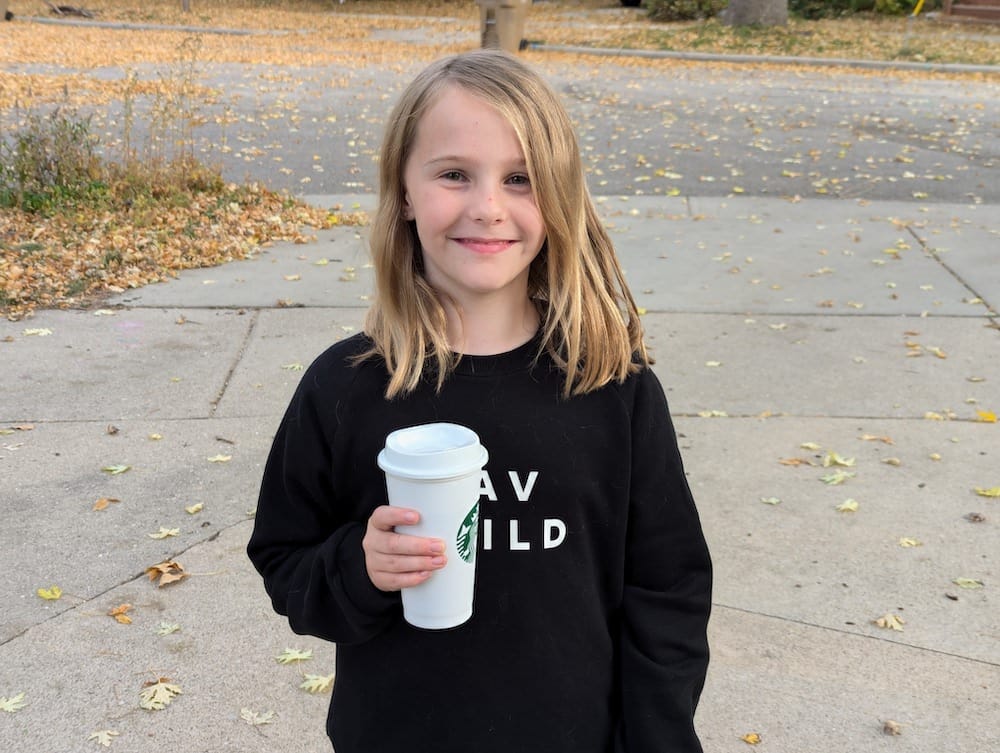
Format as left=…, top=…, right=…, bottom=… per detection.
left=410, top=85, right=523, bottom=155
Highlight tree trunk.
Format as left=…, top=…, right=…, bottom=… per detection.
left=723, top=0, right=788, bottom=26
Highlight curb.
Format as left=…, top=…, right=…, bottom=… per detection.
left=528, top=43, right=1000, bottom=75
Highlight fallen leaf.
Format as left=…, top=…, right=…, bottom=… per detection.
left=0, top=692, right=26, bottom=713
left=148, top=433, right=163, bottom=441
left=146, top=560, right=188, bottom=587
left=240, top=707, right=275, bottom=726
left=207, top=454, right=232, bottom=463
left=965, top=512, right=986, bottom=523
left=779, top=457, right=814, bottom=467
left=300, top=673, right=335, bottom=694
left=147, top=527, right=180, bottom=539
left=697, top=410, right=729, bottom=418
left=283, top=274, right=301, bottom=281
left=800, top=442, right=822, bottom=451
left=873, top=613, right=905, bottom=631
left=102, top=464, right=131, bottom=475
left=882, top=720, right=902, bottom=736
left=823, top=451, right=855, bottom=468
left=821, top=470, right=855, bottom=485
left=92, top=497, right=121, bottom=511
left=898, top=538, right=922, bottom=548
left=974, top=487, right=1000, bottom=498
left=156, top=622, right=181, bottom=636
left=185, top=503, right=204, bottom=514
left=36, top=585, right=63, bottom=600
left=139, top=678, right=181, bottom=711
left=88, top=729, right=119, bottom=747
left=952, top=578, right=983, bottom=589
left=976, top=410, right=997, bottom=423
left=836, top=499, right=859, bottom=513
left=882, top=457, right=902, bottom=467
left=740, top=732, right=762, bottom=745
left=23, top=328, right=53, bottom=336
left=760, top=497, right=782, bottom=505
left=108, top=604, right=133, bottom=624
left=860, top=434, right=894, bottom=445
left=276, top=647, right=313, bottom=665
left=281, top=362, right=305, bottom=371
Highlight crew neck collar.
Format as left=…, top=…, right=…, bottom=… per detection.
left=453, top=330, right=543, bottom=376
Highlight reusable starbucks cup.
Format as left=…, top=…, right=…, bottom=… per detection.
left=377, top=423, right=488, bottom=629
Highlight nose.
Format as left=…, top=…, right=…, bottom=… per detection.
left=471, top=185, right=505, bottom=225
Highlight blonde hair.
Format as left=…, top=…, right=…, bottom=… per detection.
left=362, top=49, right=649, bottom=398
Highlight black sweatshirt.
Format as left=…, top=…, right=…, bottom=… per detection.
left=247, top=332, right=712, bottom=753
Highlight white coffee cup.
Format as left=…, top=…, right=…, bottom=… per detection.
left=377, top=423, right=488, bottom=629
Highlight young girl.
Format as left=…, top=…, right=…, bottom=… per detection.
left=248, top=49, right=712, bottom=753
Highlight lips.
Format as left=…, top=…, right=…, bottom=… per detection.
left=454, top=237, right=516, bottom=255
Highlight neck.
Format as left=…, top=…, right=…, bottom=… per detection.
left=443, top=294, right=539, bottom=356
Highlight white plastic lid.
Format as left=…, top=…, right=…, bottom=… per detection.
left=377, top=423, right=488, bottom=480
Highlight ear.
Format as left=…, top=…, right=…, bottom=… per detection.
left=401, top=194, right=414, bottom=221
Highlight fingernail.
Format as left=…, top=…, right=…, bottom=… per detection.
left=430, top=540, right=445, bottom=554
left=431, top=556, right=446, bottom=566
left=404, top=511, right=418, bottom=523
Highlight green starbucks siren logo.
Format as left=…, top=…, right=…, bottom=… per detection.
left=455, top=504, right=479, bottom=564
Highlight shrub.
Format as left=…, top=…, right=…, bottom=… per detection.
left=0, top=109, right=105, bottom=213
left=646, top=0, right=727, bottom=23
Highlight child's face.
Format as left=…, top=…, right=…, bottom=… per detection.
left=401, top=85, right=546, bottom=309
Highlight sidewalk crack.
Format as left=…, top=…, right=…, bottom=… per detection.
left=209, top=310, right=259, bottom=417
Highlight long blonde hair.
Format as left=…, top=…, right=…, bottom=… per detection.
left=362, top=50, right=648, bottom=398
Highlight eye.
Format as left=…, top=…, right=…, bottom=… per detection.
left=440, top=170, right=466, bottom=182
left=506, top=173, right=531, bottom=187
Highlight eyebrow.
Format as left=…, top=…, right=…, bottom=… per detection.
left=422, top=155, right=528, bottom=169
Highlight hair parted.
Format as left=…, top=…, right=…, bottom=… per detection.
left=361, top=49, right=649, bottom=399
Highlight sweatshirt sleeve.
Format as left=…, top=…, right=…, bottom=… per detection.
left=615, top=369, right=712, bottom=753
left=247, top=359, right=399, bottom=645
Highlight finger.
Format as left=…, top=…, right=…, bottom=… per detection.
left=368, top=505, right=419, bottom=531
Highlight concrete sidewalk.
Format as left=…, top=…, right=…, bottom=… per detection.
left=1, top=192, right=996, bottom=752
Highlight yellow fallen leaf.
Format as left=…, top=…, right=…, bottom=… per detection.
left=974, top=487, right=1000, bottom=498
left=139, top=678, right=182, bottom=710
left=92, top=497, right=121, bottom=511
left=976, top=410, right=997, bottom=423
left=952, top=577, right=983, bottom=589
left=836, top=499, right=859, bottom=513
left=300, top=673, right=335, bottom=694
left=147, top=527, right=180, bottom=539
left=185, top=502, right=204, bottom=514
left=823, top=451, right=855, bottom=468
left=0, top=692, right=27, bottom=713
left=760, top=497, right=782, bottom=505
left=87, top=729, right=119, bottom=747
left=108, top=603, right=133, bottom=624
left=873, top=613, right=904, bottom=631
left=206, top=454, right=232, bottom=463
left=741, top=732, right=762, bottom=745
left=821, top=470, right=855, bottom=485
left=860, top=434, right=894, bottom=445
left=899, top=538, right=922, bottom=547
left=36, top=585, right=62, bottom=600
left=283, top=274, right=301, bottom=281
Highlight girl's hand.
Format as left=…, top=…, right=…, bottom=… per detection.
left=363, top=505, right=447, bottom=592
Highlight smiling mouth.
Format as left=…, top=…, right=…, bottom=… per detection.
left=454, top=238, right=516, bottom=254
